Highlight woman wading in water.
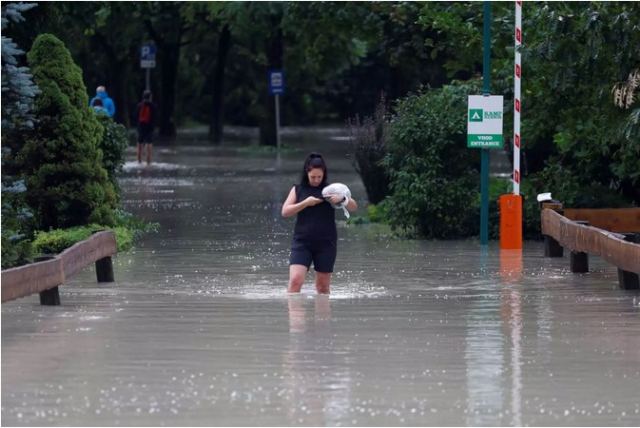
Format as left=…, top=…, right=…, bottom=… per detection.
left=281, top=153, right=358, bottom=294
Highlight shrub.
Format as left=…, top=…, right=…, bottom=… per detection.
left=347, top=94, right=390, bottom=204
left=32, top=224, right=133, bottom=255
left=96, top=114, right=129, bottom=197
left=1, top=178, right=34, bottom=268
left=18, top=34, right=116, bottom=230
left=383, top=80, right=481, bottom=238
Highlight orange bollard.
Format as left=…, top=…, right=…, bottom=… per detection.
left=499, top=194, right=523, bottom=249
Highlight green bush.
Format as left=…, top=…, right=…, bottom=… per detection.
left=1, top=180, right=34, bottom=269
left=346, top=203, right=390, bottom=226
left=96, top=114, right=129, bottom=197
left=18, top=34, right=116, bottom=230
left=32, top=224, right=133, bottom=255
left=383, top=80, right=481, bottom=238
left=31, top=209, right=158, bottom=256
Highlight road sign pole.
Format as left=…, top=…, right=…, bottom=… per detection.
left=275, top=94, right=281, bottom=151
left=480, top=1, right=492, bottom=246
left=140, top=43, right=156, bottom=92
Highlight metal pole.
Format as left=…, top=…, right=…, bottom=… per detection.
left=480, top=1, right=491, bottom=245
left=145, top=68, right=150, bottom=92
left=275, top=93, right=281, bottom=151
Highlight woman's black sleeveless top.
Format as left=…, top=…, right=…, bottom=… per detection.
left=293, top=184, right=337, bottom=241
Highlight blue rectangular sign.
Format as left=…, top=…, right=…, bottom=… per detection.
left=269, top=70, right=285, bottom=95
left=140, top=44, right=156, bottom=60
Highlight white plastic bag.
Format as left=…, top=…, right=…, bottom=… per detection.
left=322, top=183, right=351, bottom=218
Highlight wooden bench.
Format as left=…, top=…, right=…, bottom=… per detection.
left=1, top=231, right=117, bottom=305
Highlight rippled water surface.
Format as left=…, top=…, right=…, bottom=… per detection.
left=3, top=128, right=640, bottom=426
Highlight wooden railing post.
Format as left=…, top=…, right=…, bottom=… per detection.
left=39, top=287, right=61, bottom=306
left=542, top=201, right=564, bottom=257
left=96, top=256, right=114, bottom=283
left=570, top=221, right=589, bottom=273
left=34, top=256, right=61, bottom=306
left=618, top=233, right=639, bottom=290
left=544, top=235, right=564, bottom=258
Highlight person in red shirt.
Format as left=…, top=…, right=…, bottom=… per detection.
left=136, top=90, right=157, bottom=164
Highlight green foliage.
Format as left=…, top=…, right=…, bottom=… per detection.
left=414, top=2, right=640, bottom=211
left=32, top=209, right=159, bottom=255
left=1, top=3, right=38, bottom=269
left=19, top=34, right=116, bottom=230
left=520, top=3, right=640, bottom=205
left=1, top=179, right=34, bottom=269
left=32, top=224, right=132, bottom=255
left=112, top=208, right=160, bottom=239
left=347, top=203, right=390, bottom=226
left=348, top=94, right=390, bottom=204
left=96, top=114, right=129, bottom=195
left=366, top=203, right=389, bottom=224
left=1, top=2, right=39, bottom=137
left=383, top=80, right=481, bottom=238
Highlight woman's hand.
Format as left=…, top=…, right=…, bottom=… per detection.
left=304, top=196, right=324, bottom=207
left=326, top=194, right=346, bottom=205
left=282, top=187, right=325, bottom=217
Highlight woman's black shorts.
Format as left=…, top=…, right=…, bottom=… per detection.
left=289, top=238, right=337, bottom=273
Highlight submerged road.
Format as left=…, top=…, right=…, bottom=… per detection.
left=2, top=127, right=639, bottom=426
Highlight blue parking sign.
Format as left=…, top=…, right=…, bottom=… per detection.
left=269, top=70, right=285, bottom=95
left=140, top=43, right=156, bottom=68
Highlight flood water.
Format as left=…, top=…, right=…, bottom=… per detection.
left=2, top=127, right=639, bottom=426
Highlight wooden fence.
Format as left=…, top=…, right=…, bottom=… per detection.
left=1, top=231, right=117, bottom=305
left=541, top=207, right=640, bottom=289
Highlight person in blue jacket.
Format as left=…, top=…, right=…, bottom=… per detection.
left=89, top=85, right=115, bottom=118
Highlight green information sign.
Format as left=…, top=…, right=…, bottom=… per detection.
left=467, top=95, right=503, bottom=149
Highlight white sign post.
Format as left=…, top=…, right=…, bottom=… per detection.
left=269, top=71, right=285, bottom=151
left=467, top=95, right=504, bottom=149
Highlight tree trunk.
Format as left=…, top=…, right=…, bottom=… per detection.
left=259, top=27, right=283, bottom=147
left=159, top=45, right=179, bottom=138
left=110, top=61, right=130, bottom=127
left=209, top=24, right=231, bottom=144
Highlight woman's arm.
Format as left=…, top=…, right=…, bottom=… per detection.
left=345, top=197, right=358, bottom=212
left=281, top=186, right=322, bottom=218
left=327, top=194, right=358, bottom=213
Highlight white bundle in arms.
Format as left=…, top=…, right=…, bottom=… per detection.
left=322, top=183, right=351, bottom=218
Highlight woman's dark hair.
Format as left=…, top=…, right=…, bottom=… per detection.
left=300, top=152, right=328, bottom=186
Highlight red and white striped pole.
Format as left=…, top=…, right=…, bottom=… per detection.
left=499, top=0, right=524, bottom=250
left=514, top=0, right=522, bottom=195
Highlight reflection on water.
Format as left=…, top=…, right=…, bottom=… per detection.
left=500, top=250, right=524, bottom=427
left=284, top=295, right=351, bottom=425
left=465, top=285, right=505, bottom=426
left=3, top=133, right=640, bottom=426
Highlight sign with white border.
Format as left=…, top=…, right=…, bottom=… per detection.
left=467, top=95, right=503, bottom=148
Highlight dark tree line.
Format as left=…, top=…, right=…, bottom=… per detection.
left=6, top=2, right=455, bottom=144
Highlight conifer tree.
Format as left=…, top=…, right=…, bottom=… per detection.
left=19, top=33, right=116, bottom=229
left=1, top=3, right=39, bottom=267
